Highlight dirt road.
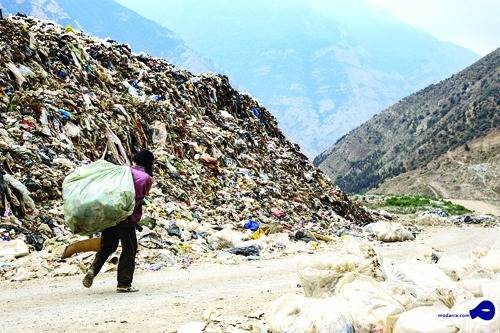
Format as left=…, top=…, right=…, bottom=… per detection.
left=448, top=198, right=500, bottom=216
left=1, top=226, right=499, bottom=333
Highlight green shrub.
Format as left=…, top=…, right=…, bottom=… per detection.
left=385, top=196, right=430, bottom=207
left=382, top=195, right=471, bottom=215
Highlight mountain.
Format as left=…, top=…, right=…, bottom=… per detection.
left=369, top=129, right=499, bottom=200
left=315, top=49, right=500, bottom=197
left=116, top=0, right=479, bottom=156
left=0, top=0, right=213, bottom=73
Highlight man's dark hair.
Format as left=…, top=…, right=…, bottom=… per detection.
left=132, top=150, right=154, bottom=177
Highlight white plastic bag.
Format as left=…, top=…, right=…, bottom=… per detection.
left=298, top=254, right=370, bottom=298
left=364, top=221, right=415, bottom=242
left=63, top=160, right=135, bottom=234
left=437, top=256, right=479, bottom=281
left=298, top=239, right=385, bottom=298
left=336, top=275, right=405, bottom=332
left=393, top=306, right=458, bottom=333
left=0, top=239, right=29, bottom=258
left=266, top=294, right=354, bottom=333
left=207, top=227, right=244, bottom=250
left=478, top=245, right=500, bottom=273
left=388, top=260, right=452, bottom=291
left=385, top=260, right=455, bottom=307
left=459, top=279, right=492, bottom=297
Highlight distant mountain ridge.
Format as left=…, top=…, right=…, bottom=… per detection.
left=3, top=0, right=481, bottom=156
left=0, top=0, right=214, bottom=73
left=369, top=128, right=500, bottom=201
left=315, top=48, right=500, bottom=197
left=115, top=0, right=480, bottom=156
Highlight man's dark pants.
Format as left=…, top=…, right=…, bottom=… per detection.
left=91, top=222, right=137, bottom=287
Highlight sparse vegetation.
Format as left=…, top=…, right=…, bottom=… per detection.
left=385, top=195, right=431, bottom=207
left=353, top=194, right=472, bottom=215
left=384, top=195, right=471, bottom=215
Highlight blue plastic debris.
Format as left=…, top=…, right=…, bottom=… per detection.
left=251, top=107, right=260, bottom=118
left=4, top=87, right=14, bottom=96
left=244, top=220, right=260, bottom=231
left=57, top=70, right=67, bottom=79
left=57, top=108, right=71, bottom=120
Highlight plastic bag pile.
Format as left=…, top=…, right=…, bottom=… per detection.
left=267, top=238, right=500, bottom=333
left=0, top=15, right=372, bottom=281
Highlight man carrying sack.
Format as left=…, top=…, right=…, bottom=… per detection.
left=84, top=150, right=153, bottom=292
left=63, top=150, right=153, bottom=293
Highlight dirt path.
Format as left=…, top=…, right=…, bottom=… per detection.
left=448, top=198, right=500, bottom=216
left=1, top=226, right=499, bottom=333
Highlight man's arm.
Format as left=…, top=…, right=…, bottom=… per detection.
left=144, top=177, right=153, bottom=196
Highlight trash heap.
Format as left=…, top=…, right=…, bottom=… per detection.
left=181, top=238, right=500, bottom=332
left=0, top=16, right=372, bottom=281
left=266, top=238, right=500, bottom=333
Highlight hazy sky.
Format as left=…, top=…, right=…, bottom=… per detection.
left=366, top=0, right=499, bottom=55
left=116, top=0, right=499, bottom=55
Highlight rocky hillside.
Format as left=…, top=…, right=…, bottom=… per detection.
left=370, top=128, right=500, bottom=201
left=315, top=49, right=500, bottom=194
left=0, top=0, right=213, bottom=73
left=0, top=16, right=372, bottom=255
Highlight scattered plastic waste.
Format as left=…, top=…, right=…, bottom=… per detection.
left=228, top=245, right=260, bottom=257
left=0, top=14, right=372, bottom=282
left=244, top=220, right=260, bottom=231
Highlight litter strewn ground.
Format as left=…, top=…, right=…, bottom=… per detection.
left=1, top=226, right=499, bottom=333
left=1, top=14, right=499, bottom=333
left=192, top=226, right=500, bottom=333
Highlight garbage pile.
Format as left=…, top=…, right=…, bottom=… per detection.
left=264, top=238, right=500, bottom=332
left=184, top=238, right=499, bottom=332
left=0, top=16, right=372, bottom=281
left=410, top=210, right=498, bottom=227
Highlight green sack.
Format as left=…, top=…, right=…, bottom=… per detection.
left=63, top=160, right=135, bottom=234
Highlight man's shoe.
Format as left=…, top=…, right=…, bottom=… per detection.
left=82, top=269, right=95, bottom=288
left=117, top=286, right=139, bottom=293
